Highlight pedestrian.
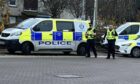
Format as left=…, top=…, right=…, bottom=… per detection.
left=85, top=23, right=97, bottom=58
left=104, top=24, right=118, bottom=59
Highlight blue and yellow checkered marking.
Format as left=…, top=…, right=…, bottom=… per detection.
left=31, top=32, right=83, bottom=41
left=119, top=36, right=129, bottom=40
left=53, top=32, right=63, bottom=41
left=73, top=32, right=82, bottom=41
left=31, top=32, right=35, bottom=40
left=137, top=42, right=140, bottom=46
left=35, top=33, right=42, bottom=40
left=31, top=32, right=42, bottom=40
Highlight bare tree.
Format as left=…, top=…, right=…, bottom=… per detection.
left=41, top=0, right=68, bottom=18
left=41, top=0, right=138, bottom=23
left=85, top=0, right=94, bottom=21
left=97, top=0, right=137, bottom=24
left=116, top=0, right=137, bottom=22
left=68, top=0, right=82, bottom=18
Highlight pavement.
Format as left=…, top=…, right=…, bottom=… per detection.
left=0, top=50, right=139, bottom=84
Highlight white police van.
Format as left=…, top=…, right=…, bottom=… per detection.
left=102, top=22, right=140, bottom=45
left=0, top=18, right=90, bottom=55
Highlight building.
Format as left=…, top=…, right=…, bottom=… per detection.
left=0, top=0, right=51, bottom=25
left=0, top=0, right=74, bottom=25
left=9, top=0, right=38, bottom=16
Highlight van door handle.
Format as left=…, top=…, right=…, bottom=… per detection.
left=49, top=34, right=52, bottom=35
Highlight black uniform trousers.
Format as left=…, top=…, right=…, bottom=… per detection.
left=86, top=39, right=97, bottom=57
left=107, top=39, right=115, bottom=59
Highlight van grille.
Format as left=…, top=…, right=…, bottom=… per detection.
left=1, top=33, right=10, bottom=37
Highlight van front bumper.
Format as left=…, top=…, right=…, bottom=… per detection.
left=0, top=39, right=21, bottom=50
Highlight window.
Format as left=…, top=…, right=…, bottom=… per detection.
left=33, top=21, right=52, bottom=31
left=9, top=0, right=16, bottom=6
left=120, top=25, right=139, bottom=35
left=9, top=17, right=16, bottom=24
left=56, top=21, right=74, bottom=31
left=24, top=0, right=38, bottom=10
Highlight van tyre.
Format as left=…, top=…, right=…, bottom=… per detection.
left=22, top=42, right=31, bottom=55
left=131, top=47, right=140, bottom=58
left=77, top=44, right=86, bottom=56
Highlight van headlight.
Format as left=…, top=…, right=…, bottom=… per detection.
left=10, top=32, right=21, bottom=36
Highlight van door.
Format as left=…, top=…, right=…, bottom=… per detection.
left=54, top=21, right=75, bottom=50
left=32, top=20, right=53, bottom=50
left=118, top=25, right=140, bottom=41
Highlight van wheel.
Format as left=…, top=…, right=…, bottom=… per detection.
left=63, top=51, right=71, bottom=55
left=22, top=42, right=31, bottom=55
left=131, top=47, right=140, bottom=58
left=7, top=48, right=15, bottom=54
left=77, top=44, right=86, bottom=56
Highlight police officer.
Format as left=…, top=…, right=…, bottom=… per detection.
left=104, top=24, right=118, bottom=59
left=85, top=23, right=97, bottom=58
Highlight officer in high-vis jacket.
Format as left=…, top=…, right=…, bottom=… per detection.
left=104, top=25, right=118, bottom=59
left=85, top=23, right=97, bottom=58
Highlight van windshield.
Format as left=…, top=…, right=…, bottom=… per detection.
left=116, top=23, right=128, bottom=33
left=16, top=18, right=39, bottom=29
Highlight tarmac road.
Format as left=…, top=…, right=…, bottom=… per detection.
left=0, top=50, right=139, bottom=84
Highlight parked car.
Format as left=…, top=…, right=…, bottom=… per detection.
left=102, top=22, right=140, bottom=45
left=116, top=37, right=140, bottom=57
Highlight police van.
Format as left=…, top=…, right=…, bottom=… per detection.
left=103, top=22, right=140, bottom=45
left=116, top=37, right=140, bottom=57
left=0, top=18, right=90, bottom=55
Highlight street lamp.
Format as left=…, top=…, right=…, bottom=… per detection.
left=82, top=0, right=85, bottom=20
left=93, top=0, right=98, bottom=28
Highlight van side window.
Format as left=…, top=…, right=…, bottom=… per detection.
left=33, top=21, right=52, bottom=31
left=56, top=21, right=74, bottom=31
left=120, top=25, right=139, bottom=35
